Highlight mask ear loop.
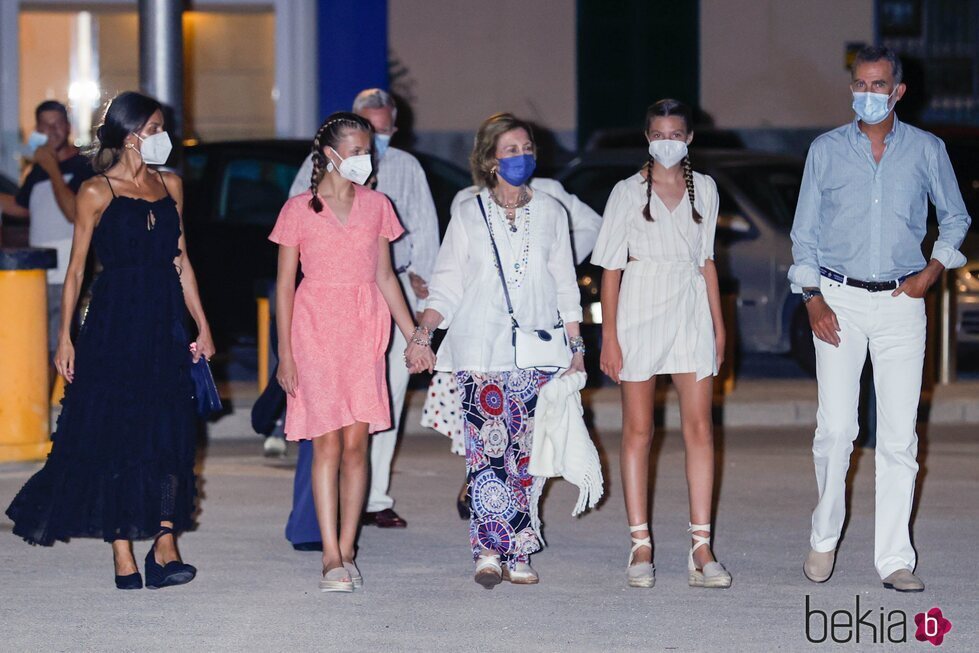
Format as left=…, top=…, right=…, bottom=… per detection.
left=326, top=146, right=343, bottom=173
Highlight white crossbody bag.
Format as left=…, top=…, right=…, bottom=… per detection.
left=477, top=195, right=572, bottom=372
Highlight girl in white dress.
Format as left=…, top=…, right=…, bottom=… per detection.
left=591, top=99, right=731, bottom=590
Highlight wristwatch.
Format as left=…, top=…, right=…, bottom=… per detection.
left=802, top=288, right=822, bottom=304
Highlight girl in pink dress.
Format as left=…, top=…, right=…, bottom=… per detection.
left=270, top=112, right=435, bottom=592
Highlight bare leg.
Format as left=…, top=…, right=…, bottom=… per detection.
left=311, top=430, right=344, bottom=571
left=672, top=372, right=716, bottom=568
left=621, top=378, right=657, bottom=564
left=111, top=540, right=138, bottom=575
left=338, top=422, right=370, bottom=562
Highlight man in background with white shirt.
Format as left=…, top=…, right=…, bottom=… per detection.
left=286, top=88, right=439, bottom=536
left=0, top=100, right=94, bottom=356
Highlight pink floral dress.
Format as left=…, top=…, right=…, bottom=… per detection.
left=269, top=185, right=404, bottom=440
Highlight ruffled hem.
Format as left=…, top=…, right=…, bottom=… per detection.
left=5, top=459, right=197, bottom=547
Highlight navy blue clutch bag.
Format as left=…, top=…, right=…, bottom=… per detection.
left=190, top=352, right=222, bottom=417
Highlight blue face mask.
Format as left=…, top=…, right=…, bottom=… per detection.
left=852, top=88, right=897, bottom=125
left=497, top=153, right=536, bottom=187
left=374, top=133, right=392, bottom=159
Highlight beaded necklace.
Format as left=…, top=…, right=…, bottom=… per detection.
left=486, top=194, right=531, bottom=289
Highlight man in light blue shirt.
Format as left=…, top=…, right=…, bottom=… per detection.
left=790, top=46, right=970, bottom=593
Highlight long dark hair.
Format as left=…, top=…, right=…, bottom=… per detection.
left=307, top=112, right=373, bottom=213
left=642, top=99, right=701, bottom=224
left=91, top=91, right=164, bottom=173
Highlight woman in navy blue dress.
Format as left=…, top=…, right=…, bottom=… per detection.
left=5, top=92, right=214, bottom=589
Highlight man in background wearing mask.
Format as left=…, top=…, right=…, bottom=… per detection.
left=789, top=46, right=970, bottom=593
left=284, top=88, right=439, bottom=538
left=0, top=100, right=95, bottom=356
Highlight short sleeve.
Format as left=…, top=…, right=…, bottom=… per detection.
left=269, top=197, right=303, bottom=247
left=590, top=179, right=634, bottom=270
left=14, top=168, right=39, bottom=208
left=379, top=195, right=406, bottom=242
left=698, top=174, right=719, bottom=265
left=67, top=156, right=95, bottom=193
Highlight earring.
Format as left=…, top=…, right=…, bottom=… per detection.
left=326, top=161, right=335, bottom=173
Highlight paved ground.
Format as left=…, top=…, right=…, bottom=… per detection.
left=1, top=424, right=976, bottom=652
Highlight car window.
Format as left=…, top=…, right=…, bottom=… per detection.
left=721, top=165, right=802, bottom=231
left=218, top=158, right=298, bottom=225
left=560, top=165, right=639, bottom=213
left=185, top=152, right=208, bottom=184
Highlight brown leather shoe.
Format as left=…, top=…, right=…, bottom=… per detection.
left=362, top=508, right=407, bottom=528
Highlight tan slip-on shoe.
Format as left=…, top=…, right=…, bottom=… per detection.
left=803, top=549, right=836, bottom=583
left=882, top=569, right=924, bottom=592
left=502, top=561, right=539, bottom=585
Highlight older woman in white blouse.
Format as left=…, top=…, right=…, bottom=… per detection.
left=408, top=113, right=584, bottom=589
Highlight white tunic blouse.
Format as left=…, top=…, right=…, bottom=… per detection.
left=427, top=188, right=583, bottom=373
left=591, top=171, right=720, bottom=381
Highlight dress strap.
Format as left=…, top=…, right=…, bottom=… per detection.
left=156, top=169, right=172, bottom=199
left=101, top=174, right=117, bottom=198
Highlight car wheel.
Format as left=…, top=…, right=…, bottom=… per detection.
left=790, top=304, right=817, bottom=377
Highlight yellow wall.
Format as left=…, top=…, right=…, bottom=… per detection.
left=388, top=0, right=576, bottom=134
left=700, top=0, right=874, bottom=128
left=19, top=9, right=275, bottom=144
left=19, top=12, right=73, bottom=141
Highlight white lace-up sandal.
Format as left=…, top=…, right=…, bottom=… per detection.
left=688, top=522, right=732, bottom=589
left=627, top=523, right=655, bottom=588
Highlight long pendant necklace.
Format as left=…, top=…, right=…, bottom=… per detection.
left=146, top=209, right=156, bottom=231
left=487, top=198, right=531, bottom=288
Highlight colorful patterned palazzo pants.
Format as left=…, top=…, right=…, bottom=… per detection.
left=456, top=369, right=553, bottom=563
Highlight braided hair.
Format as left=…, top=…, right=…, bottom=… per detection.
left=642, top=99, right=702, bottom=224
left=308, top=111, right=373, bottom=213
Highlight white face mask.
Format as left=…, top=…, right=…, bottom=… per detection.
left=328, top=147, right=372, bottom=185
left=134, top=131, right=173, bottom=165
left=648, top=139, right=688, bottom=168
left=851, top=88, right=898, bottom=125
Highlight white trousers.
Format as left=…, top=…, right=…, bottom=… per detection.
left=367, top=273, right=415, bottom=512
left=809, top=278, right=926, bottom=579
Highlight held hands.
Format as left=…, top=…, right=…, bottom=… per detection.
left=600, top=337, right=624, bottom=384
left=55, top=339, right=75, bottom=383
left=806, top=296, right=841, bottom=347
left=404, top=341, right=436, bottom=374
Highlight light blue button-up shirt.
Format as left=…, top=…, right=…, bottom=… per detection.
left=789, top=115, right=971, bottom=291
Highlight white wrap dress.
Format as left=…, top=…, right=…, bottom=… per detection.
left=591, top=171, right=720, bottom=382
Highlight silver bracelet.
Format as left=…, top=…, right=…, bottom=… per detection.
left=569, top=335, right=585, bottom=355
left=410, top=325, right=432, bottom=347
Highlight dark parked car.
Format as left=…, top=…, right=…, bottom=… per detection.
left=557, top=148, right=813, bottom=370
left=181, top=140, right=472, bottom=347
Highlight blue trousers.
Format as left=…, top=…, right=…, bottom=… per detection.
left=284, top=440, right=321, bottom=545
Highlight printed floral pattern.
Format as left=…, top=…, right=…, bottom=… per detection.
left=456, top=369, right=553, bottom=563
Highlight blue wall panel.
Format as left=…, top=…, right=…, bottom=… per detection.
left=316, top=0, right=388, bottom=120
